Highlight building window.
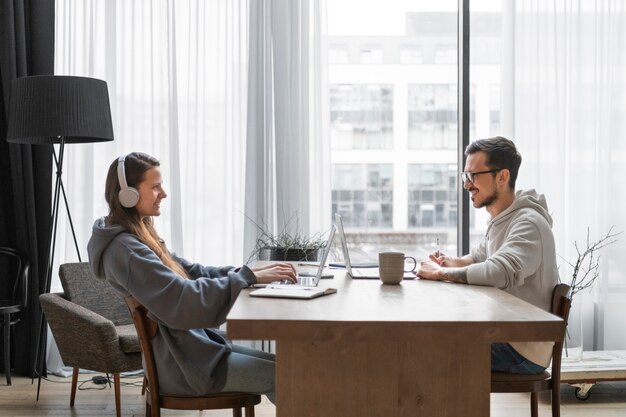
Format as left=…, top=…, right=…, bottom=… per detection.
left=399, top=45, right=423, bottom=64
left=360, top=46, right=383, bottom=64
left=408, top=164, right=457, bottom=228
left=434, top=44, right=457, bottom=64
left=330, top=84, right=394, bottom=150
left=332, top=164, right=393, bottom=228
left=408, top=84, right=476, bottom=150
left=329, top=45, right=350, bottom=64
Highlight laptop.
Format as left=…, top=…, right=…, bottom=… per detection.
left=334, top=213, right=415, bottom=280
left=253, top=225, right=335, bottom=286
left=249, top=226, right=337, bottom=299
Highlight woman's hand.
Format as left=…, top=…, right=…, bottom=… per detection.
left=251, top=263, right=298, bottom=284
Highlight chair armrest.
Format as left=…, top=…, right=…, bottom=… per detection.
left=39, top=292, right=142, bottom=374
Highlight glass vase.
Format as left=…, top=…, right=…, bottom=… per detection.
left=562, top=298, right=583, bottom=362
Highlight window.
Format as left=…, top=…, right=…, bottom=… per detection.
left=328, top=1, right=460, bottom=261
left=434, top=44, right=457, bottom=64
left=360, top=46, right=383, bottom=64
left=332, top=164, right=393, bottom=228
left=408, top=164, right=457, bottom=228
left=329, top=45, right=350, bottom=64
left=330, top=84, right=394, bottom=150
left=399, top=45, right=423, bottom=64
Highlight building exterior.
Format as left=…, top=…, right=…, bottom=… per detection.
left=329, top=11, right=502, bottom=261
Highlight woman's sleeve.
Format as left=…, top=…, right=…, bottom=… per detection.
left=114, top=242, right=256, bottom=330
left=173, top=254, right=235, bottom=279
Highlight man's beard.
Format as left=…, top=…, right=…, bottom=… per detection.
left=473, top=188, right=499, bottom=209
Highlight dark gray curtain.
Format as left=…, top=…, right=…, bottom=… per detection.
left=0, top=0, right=54, bottom=377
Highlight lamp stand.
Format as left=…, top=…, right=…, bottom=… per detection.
left=33, top=138, right=83, bottom=400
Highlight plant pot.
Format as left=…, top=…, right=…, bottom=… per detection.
left=259, top=247, right=320, bottom=262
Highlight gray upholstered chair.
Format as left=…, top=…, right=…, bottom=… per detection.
left=39, top=262, right=143, bottom=417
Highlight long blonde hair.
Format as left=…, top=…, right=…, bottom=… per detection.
left=104, top=152, right=188, bottom=278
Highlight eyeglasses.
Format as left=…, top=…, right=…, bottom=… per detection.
left=460, top=169, right=502, bottom=184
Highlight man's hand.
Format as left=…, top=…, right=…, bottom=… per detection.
left=428, top=252, right=474, bottom=268
left=251, top=263, right=297, bottom=284
left=416, top=261, right=468, bottom=284
left=429, top=251, right=454, bottom=267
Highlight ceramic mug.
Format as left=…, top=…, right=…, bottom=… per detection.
left=378, top=252, right=417, bottom=285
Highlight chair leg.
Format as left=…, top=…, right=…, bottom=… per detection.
left=70, top=367, right=79, bottom=406
left=531, top=392, right=539, bottom=417
left=552, top=385, right=561, bottom=417
left=141, top=375, right=147, bottom=395
left=245, top=405, right=255, bottom=417
left=113, top=373, right=121, bottom=417
left=146, top=398, right=160, bottom=417
left=233, top=408, right=242, bottom=417
left=3, top=314, right=11, bottom=385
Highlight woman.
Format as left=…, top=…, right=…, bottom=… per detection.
left=87, top=152, right=296, bottom=403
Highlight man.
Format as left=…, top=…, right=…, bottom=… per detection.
left=417, top=136, right=559, bottom=374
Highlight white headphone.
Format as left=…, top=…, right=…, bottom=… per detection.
left=117, top=155, right=140, bottom=208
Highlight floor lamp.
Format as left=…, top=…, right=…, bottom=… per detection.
left=6, top=75, right=114, bottom=398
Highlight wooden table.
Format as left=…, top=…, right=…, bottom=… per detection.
left=227, top=273, right=564, bottom=417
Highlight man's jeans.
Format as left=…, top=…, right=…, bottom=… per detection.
left=491, top=342, right=546, bottom=374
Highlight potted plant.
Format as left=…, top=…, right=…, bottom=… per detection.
left=247, top=213, right=329, bottom=262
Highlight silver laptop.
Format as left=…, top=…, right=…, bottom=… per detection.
left=275, top=225, right=336, bottom=287
left=334, top=213, right=414, bottom=280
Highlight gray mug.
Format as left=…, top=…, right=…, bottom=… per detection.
left=378, top=252, right=417, bottom=285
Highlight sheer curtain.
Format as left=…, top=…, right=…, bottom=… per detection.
left=503, top=0, right=626, bottom=350
left=50, top=0, right=250, bottom=372
left=244, top=0, right=331, bottom=259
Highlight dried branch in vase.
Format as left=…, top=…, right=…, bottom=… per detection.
left=559, top=226, right=621, bottom=300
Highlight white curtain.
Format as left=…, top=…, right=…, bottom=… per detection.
left=243, top=0, right=331, bottom=261
left=50, top=0, right=250, bottom=372
left=504, top=0, right=626, bottom=350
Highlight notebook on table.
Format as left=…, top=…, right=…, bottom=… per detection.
left=249, top=226, right=338, bottom=299
left=334, top=213, right=415, bottom=280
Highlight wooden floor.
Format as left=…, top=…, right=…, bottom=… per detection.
left=1, top=373, right=625, bottom=416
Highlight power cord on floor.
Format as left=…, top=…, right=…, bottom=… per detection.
left=38, top=371, right=145, bottom=389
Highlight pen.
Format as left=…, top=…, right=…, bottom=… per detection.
left=298, top=262, right=320, bottom=266
left=436, top=238, right=440, bottom=258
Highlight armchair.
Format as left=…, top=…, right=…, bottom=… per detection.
left=39, top=262, right=142, bottom=417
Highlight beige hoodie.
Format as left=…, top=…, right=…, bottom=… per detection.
left=467, top=189, right=559, bottom=367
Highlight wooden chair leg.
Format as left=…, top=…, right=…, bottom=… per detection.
left=147, top=399, right=160, bottom=417
left=3, top=314, right=11, bottom=385
left=233, top=408, right=242, bottom=417
left=113, top=373, right=121, bottom=417
left=552, top=385, right=561, bottom=417
left=141, top=375, right=147, bottom=395
left=530, top=392, right=539, bottom=417
left=70, top=367, right=79, bottom=406
left=245, top=405, right=256, bottom=417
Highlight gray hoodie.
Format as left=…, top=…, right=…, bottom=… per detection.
left=87, top=217, right=257, bottom=395
left=467, top=189, right=559, bottom=367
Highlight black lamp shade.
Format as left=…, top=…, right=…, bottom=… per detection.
left=6, top=75, right=114, bottom=144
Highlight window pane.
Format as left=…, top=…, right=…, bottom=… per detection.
left=328, top=1, right=459, bottom=263
left=330, top=84, right=394, bottom=150
left=332, top=164, right=393, bottom=229
left=469, top=3, right=503, bottom=247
